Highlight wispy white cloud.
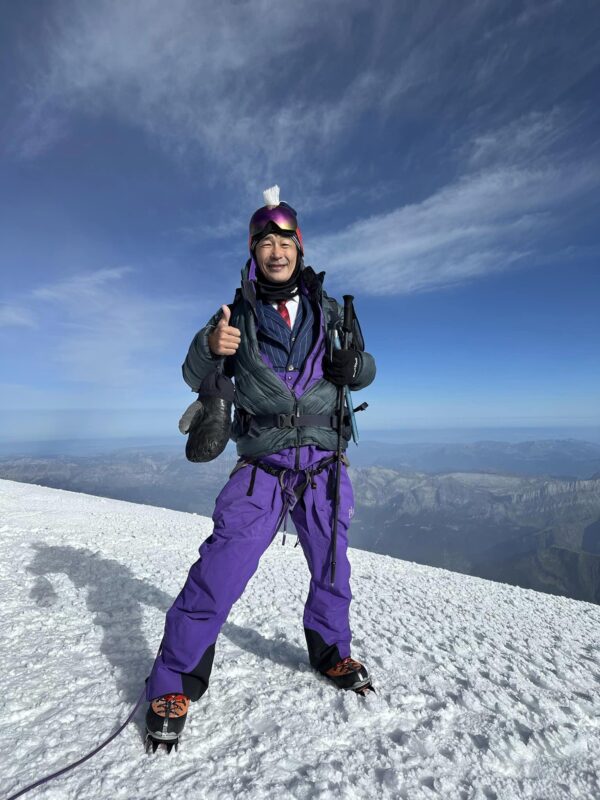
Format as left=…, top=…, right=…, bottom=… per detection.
left=0, top=305, right=37, bottom=328
left=467, top=109, right=574, bottom=168
left=310, top=113, right=600, bottom=295
left=32, top=266, right=134, bottom=302
left=21, top=266, right=213, bottom=388
left=10, top=0, right=598, bottom=204
left=7, top=2, right=599, bottom=299
left=10, top=0, right=374, bottom=188
left=178, top=218, right=247, bottom=244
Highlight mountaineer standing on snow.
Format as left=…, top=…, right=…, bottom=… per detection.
left=145, top=186, right=376, bottom=751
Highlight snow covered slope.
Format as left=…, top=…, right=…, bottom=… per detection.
left=2, top=478, right=599, bottom=800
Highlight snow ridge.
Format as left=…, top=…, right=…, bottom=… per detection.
left=1, top=479, right=599, bottom=800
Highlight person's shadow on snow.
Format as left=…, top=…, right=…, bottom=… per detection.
left=27, top=544, right=307, bottom=731
left=223, top=621, right=306, bottom=671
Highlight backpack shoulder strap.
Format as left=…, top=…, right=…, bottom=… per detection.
left=228, top=287, right=243, bottom=312
left=321, top=292, right=340, bottom=329
left=222, top=288, right=243, bottom=379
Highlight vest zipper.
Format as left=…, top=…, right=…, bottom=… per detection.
left=291, top=389, right=300, bottom=469
left=290, top=298, right=326, bottom=468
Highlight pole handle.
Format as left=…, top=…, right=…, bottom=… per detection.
left=342, top=295, right=354, bottom=336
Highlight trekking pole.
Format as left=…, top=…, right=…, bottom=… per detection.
left=330, top=294, right=354, bottom=586
left=332, top=329, right=365, bottom=444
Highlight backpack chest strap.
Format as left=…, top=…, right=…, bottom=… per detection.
left=238, top=410, right=350, bottom=438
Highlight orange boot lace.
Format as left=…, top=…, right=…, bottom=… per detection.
left=325, top=656, right=364, bottom=677
left=150, top=693, right=190, bottom=719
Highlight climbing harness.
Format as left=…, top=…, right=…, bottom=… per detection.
left=230, top=452, right=350, bottom=549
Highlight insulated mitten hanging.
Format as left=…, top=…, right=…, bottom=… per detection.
left=181, top=372, right=235, bottom=462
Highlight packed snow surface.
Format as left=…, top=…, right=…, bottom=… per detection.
left=1, top=478, right=599, bottom=800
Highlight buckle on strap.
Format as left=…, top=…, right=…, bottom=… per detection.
left=276, top=413, right=300, bottom=428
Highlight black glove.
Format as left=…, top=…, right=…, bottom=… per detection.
left=323, top=349, right=361, bottom=386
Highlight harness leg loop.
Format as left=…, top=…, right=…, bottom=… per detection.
left=246, top=464, right=258, bottom=496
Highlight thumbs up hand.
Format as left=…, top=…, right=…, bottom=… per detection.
left=208, top=304, right=241, bottom=356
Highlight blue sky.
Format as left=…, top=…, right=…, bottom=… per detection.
left=1, top=0, right=599, bottom=442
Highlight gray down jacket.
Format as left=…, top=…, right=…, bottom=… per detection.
left=182, top=261, right=376, bottom=460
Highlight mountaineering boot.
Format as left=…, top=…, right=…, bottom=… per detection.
left=145, top=693, right=191, bottom=753
left=322, top=656, right=375, bottom=695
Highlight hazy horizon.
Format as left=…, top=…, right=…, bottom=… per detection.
left=2, top=425, right=600, bottom=458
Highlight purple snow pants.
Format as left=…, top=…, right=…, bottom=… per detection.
left=146, top=446, right=355, bottom=701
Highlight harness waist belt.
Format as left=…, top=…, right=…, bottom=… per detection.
left=229, top=451, right=350, bottom=498
left=249, top=412, right=350, bottom=430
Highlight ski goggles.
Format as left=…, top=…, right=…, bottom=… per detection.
left=249, top=201, right=299, bottom=240
left=248, top=201, right=304, bottom=254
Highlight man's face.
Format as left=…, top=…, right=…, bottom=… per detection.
left=255, top=233, right=298, bottom=282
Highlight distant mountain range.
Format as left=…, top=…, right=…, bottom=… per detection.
left=2, top=438, right=600, bottom=604
left=348, top=438, right=600, bottom=478
left=349, top=467, right=600, bottom=604
left=3, top=435, right=600, bottom=478
left=0, top=448, right=233, bottom=518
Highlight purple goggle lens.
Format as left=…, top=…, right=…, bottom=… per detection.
left=249, top=202, right=298, bottom=238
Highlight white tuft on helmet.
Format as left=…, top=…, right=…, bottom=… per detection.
left=262, top=185, right=280, bottom=207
